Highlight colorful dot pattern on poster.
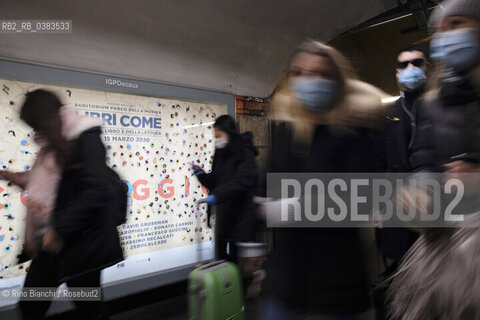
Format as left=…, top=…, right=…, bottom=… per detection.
left=0, top=78, right=226, bottom=279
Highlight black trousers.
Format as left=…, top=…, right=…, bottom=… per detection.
left=215, top=236, right=238, bottom=263
left=19, top=253, right=109, bottom=320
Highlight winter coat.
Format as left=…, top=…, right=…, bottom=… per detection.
left=410, top=88, right=480, bottom=172
left=384, top=92, right=421, bottom=173
left=389, top=73, right=480, bottom=320
left=263, top=78, right=388, bottom=313
left=197, top=132, right=259, bottom=244
left=263, top=121, right=379, bottom=313
left=379, top=93, right=421, bottom=262
left=53, top=126, right=123, bottom=282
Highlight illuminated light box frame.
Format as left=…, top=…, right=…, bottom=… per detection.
left=0, top=58, right=235, bottom=318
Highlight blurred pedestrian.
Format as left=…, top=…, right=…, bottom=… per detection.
left=373, top=46, right=428, bottom=319
left=192, top=115, right=259, bottom=262
left=389, top=0, right=480, bottom=319
left=4, top=89, right=123, bottom=320
left=260, top=40, right=388, bottom=319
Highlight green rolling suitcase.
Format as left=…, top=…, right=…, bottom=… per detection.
left=188, top=260, right=244, bottom=320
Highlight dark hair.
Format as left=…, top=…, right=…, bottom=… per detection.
left=397, top=46, right=427, bottom=61
left=213, top=115, right=238, bottom=139
left=20, top=89, right=70, bottom=167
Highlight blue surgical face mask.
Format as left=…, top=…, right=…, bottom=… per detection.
left=289, top=77, right=339, bottom=111
left=430, top=27, right=480, bottom=73
left=398, top=66, right=426, bottom=90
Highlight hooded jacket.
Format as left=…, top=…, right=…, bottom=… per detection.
left=197, top=132, right=259, bottom=244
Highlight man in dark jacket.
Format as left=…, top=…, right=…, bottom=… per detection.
left=374, top=47, right=427, bottom=319
left=385, top=47, right=427, bottom=173
left=380, top=47, right=428, bottom=263
left=193, top=115, right=259, bottom=262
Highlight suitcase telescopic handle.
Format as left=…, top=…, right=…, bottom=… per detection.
left=197, top=259, right=227, bottom=271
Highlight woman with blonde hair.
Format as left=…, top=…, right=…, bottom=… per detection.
left=260, top=40, right=388, bottom=319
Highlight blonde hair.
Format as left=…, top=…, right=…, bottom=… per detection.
left=269, top=40, right=389, bottom=145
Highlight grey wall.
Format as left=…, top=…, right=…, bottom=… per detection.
left=0, top=0, right=396, bottom=97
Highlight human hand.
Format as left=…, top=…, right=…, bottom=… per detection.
left=0, top=170, right=29, bottom=188
left=257, top=197, right=300, bottom=224
left=444, top=161, right=480, bottom=198
left=191, top=162, right=205, bottom=175
left=41, top=229, right=64, bottom=254
left=444, top=160, right=480, bottom=173
left=0, top=170, right=16, bottom=181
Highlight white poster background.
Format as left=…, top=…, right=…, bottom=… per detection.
left=0, top=79, right=226, bottom=306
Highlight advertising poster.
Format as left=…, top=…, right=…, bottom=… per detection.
left=0, top=78, right=226, bottom=301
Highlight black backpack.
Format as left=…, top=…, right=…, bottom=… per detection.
left=106, top=167, right=128, bottom=226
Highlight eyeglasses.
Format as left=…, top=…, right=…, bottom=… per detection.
left=397, top=58, right=426, bottom=69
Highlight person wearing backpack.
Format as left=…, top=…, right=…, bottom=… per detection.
left=3, top=89, right=124, bottom=320
left=192, top=115, right=259, bottom=262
